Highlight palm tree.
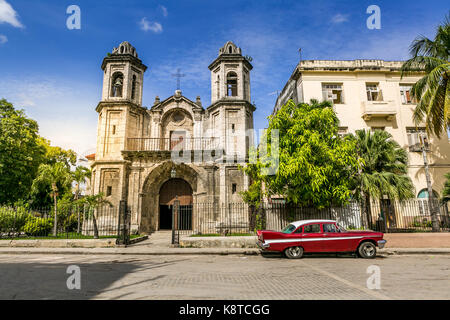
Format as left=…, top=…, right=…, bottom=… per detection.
left=31, top=162, right=72, bottom=236
left=443, top=172, right=450, bottom=201
left=75, top=193, right=111, bottom=239
left=401, top=13, right=450, bottom=138
left=72, top=166, right=91, bottom=233
left=351, top=130, right=415, bottom=229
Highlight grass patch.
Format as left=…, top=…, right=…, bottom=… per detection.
left=1, top=234, right=142, bottom=240
left=190, top=233, right=254, bottom=237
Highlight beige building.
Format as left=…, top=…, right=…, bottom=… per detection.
left=89, top=41, right=255, bottom=233
left=273, top=59, right=450, bottom=197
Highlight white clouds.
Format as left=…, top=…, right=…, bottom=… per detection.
left=0, top=76, right=72, bottom=107
left=0, top=0, right=24, bottom=28
left=139, top=17, right=163, bottom=33
left=0, top=34, right=7, bottom=44
left=331, top=13, right=349, bottom=24
left=159, top=5, right=168, bottom=17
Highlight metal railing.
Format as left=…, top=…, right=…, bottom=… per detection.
left=126, top=137, right=219, bottom=152
left=172, top=200, right=450, bottom=236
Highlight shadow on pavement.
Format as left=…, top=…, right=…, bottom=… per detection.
left=0, top=258, right=188, bottom=300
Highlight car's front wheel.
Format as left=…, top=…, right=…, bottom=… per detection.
left=358, top=242, right=377, bottom=259
left=284, top=246, right=304, bottom=259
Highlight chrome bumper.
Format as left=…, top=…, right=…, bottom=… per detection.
left=257, top=240, right=270, bottom=250
left=377, top=239, right=387, bottom=249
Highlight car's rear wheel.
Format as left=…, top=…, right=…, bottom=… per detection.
left=284, top=246, right=304, bottom=259
left=358, top=242, right=377, bottom=259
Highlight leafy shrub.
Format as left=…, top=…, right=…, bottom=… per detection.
left=411, top=217, right=433, bottom=228
left=0, top=206, right=31, bottom=234
left=23, top=217, right=54, bottom=236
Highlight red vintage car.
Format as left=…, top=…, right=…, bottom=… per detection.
left=257, top=219, right=386, bottom=259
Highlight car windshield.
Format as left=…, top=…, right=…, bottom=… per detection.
left=281, top=224, right=296, bottom=234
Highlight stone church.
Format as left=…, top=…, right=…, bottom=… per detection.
left=89, top=41, right=255, bottom=233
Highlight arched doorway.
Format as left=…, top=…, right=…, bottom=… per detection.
left=159, top=178, right=193, bottom=230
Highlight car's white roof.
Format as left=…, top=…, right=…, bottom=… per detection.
left=291, top=220, right=336, bottom=228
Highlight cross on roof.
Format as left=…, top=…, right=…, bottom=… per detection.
left=172, top=68, right=186, bottom=90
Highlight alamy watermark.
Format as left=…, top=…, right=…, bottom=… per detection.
left=66, top=265, right=81, bottom=290
left=66, top=5, right=81, bottom=30
left=366, top=265, right=381, bottom=290
left=366, top=5, right=381, bottom=30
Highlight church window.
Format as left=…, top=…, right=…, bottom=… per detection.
left=226, top=72, right=238, bottom=97
left=111, top=72, right=124, bottom=98
left=232, top=183, right=237, bottom=194
left=229, top=46, right=233, bottom=54
left=106, top=186, right=112, bottom=197
left=131, top=75, right=137, bottom=100
left=217, top=75, right=220, bottom=99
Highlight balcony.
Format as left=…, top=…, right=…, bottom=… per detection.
left=125, top=137, right=219, bottom=152
left=361, top=101, right=397, bottom=121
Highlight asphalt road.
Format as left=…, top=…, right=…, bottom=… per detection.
left=0, top=253, right=448, bottom=300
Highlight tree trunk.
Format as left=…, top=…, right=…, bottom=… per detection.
left=53, top=194, right=58, bottom=236
left=421, top=134, right=440, bottom=232
left=92, top=207, right=99, bottom=239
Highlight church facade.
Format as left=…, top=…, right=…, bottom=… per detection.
left=89, top=41, right=255, bottom=234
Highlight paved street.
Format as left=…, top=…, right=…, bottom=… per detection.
left=0, top=253, right=448, bottom=300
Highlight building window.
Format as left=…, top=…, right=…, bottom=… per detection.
left=407, top=128, right=429, bottom=152
left=371, top=127, right=385, bottom=132
left=216, top=75, right=220, bottom=99
left=106, top=186, right=112, bottom=197
left=131, top=75, right=137, bottom=100
left=400, top=85, right=416, bottom=104
left=231, top=124, right=235, bottom=133
left=232, top=183, right=237, bottom=194
left=226, top=72, right=238, bottom=97
left=112, top=125, right=116, bottom=135
left=111, top=72, right=124, bottom=98
left=322, top=84, right=344, bottom=104
left=366, top=83, right=383, bottom=101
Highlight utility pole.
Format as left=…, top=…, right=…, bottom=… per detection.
left=420, top=132, right=440, bottom=232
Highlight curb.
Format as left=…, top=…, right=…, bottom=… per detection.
left=0, top=248, right=261, bottom=256
left=0, top=248, right=448, bottom=256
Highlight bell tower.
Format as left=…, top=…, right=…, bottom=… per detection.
left=209, top=41, right=252, bottom=104
left=101, top=41, right=147, bottom=106
left=91, top=41, right=148, bottom=209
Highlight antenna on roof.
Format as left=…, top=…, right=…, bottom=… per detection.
left=298, top=48, right=302, bottom=61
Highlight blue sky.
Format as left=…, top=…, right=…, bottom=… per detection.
left=0, top=0, right=448, bottom=156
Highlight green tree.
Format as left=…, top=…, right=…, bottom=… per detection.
left=75, top=193, right=111, bottom=239
left=31, top=162, right=72, bottom=235
left=0, top=99, right=46, bottom=204
left=38, top=137, right=77, bottom=169
left=350, top=129, right=414, bottom=216
left=443, top=172, right=450, bottom=201
left=401, top=13, right=450, bottom=138
left=72, top=166, right=91, bottom=201
left=243, top=99, right=359, bottom=208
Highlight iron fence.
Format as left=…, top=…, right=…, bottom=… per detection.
left=0, top=205, right=119, bottom=239
left=174, top=199, right=450, bottom=236
left=174, top=202, right=252, bottom=236
left=365, top=199, right=450, bottom=232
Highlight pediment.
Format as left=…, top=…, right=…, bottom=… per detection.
left=151, top=94, right=204, bottom=113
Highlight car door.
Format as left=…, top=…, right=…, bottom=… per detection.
left=301, top=223, right=324, bottom=252
left=321, top=223, right=349, bottom=252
